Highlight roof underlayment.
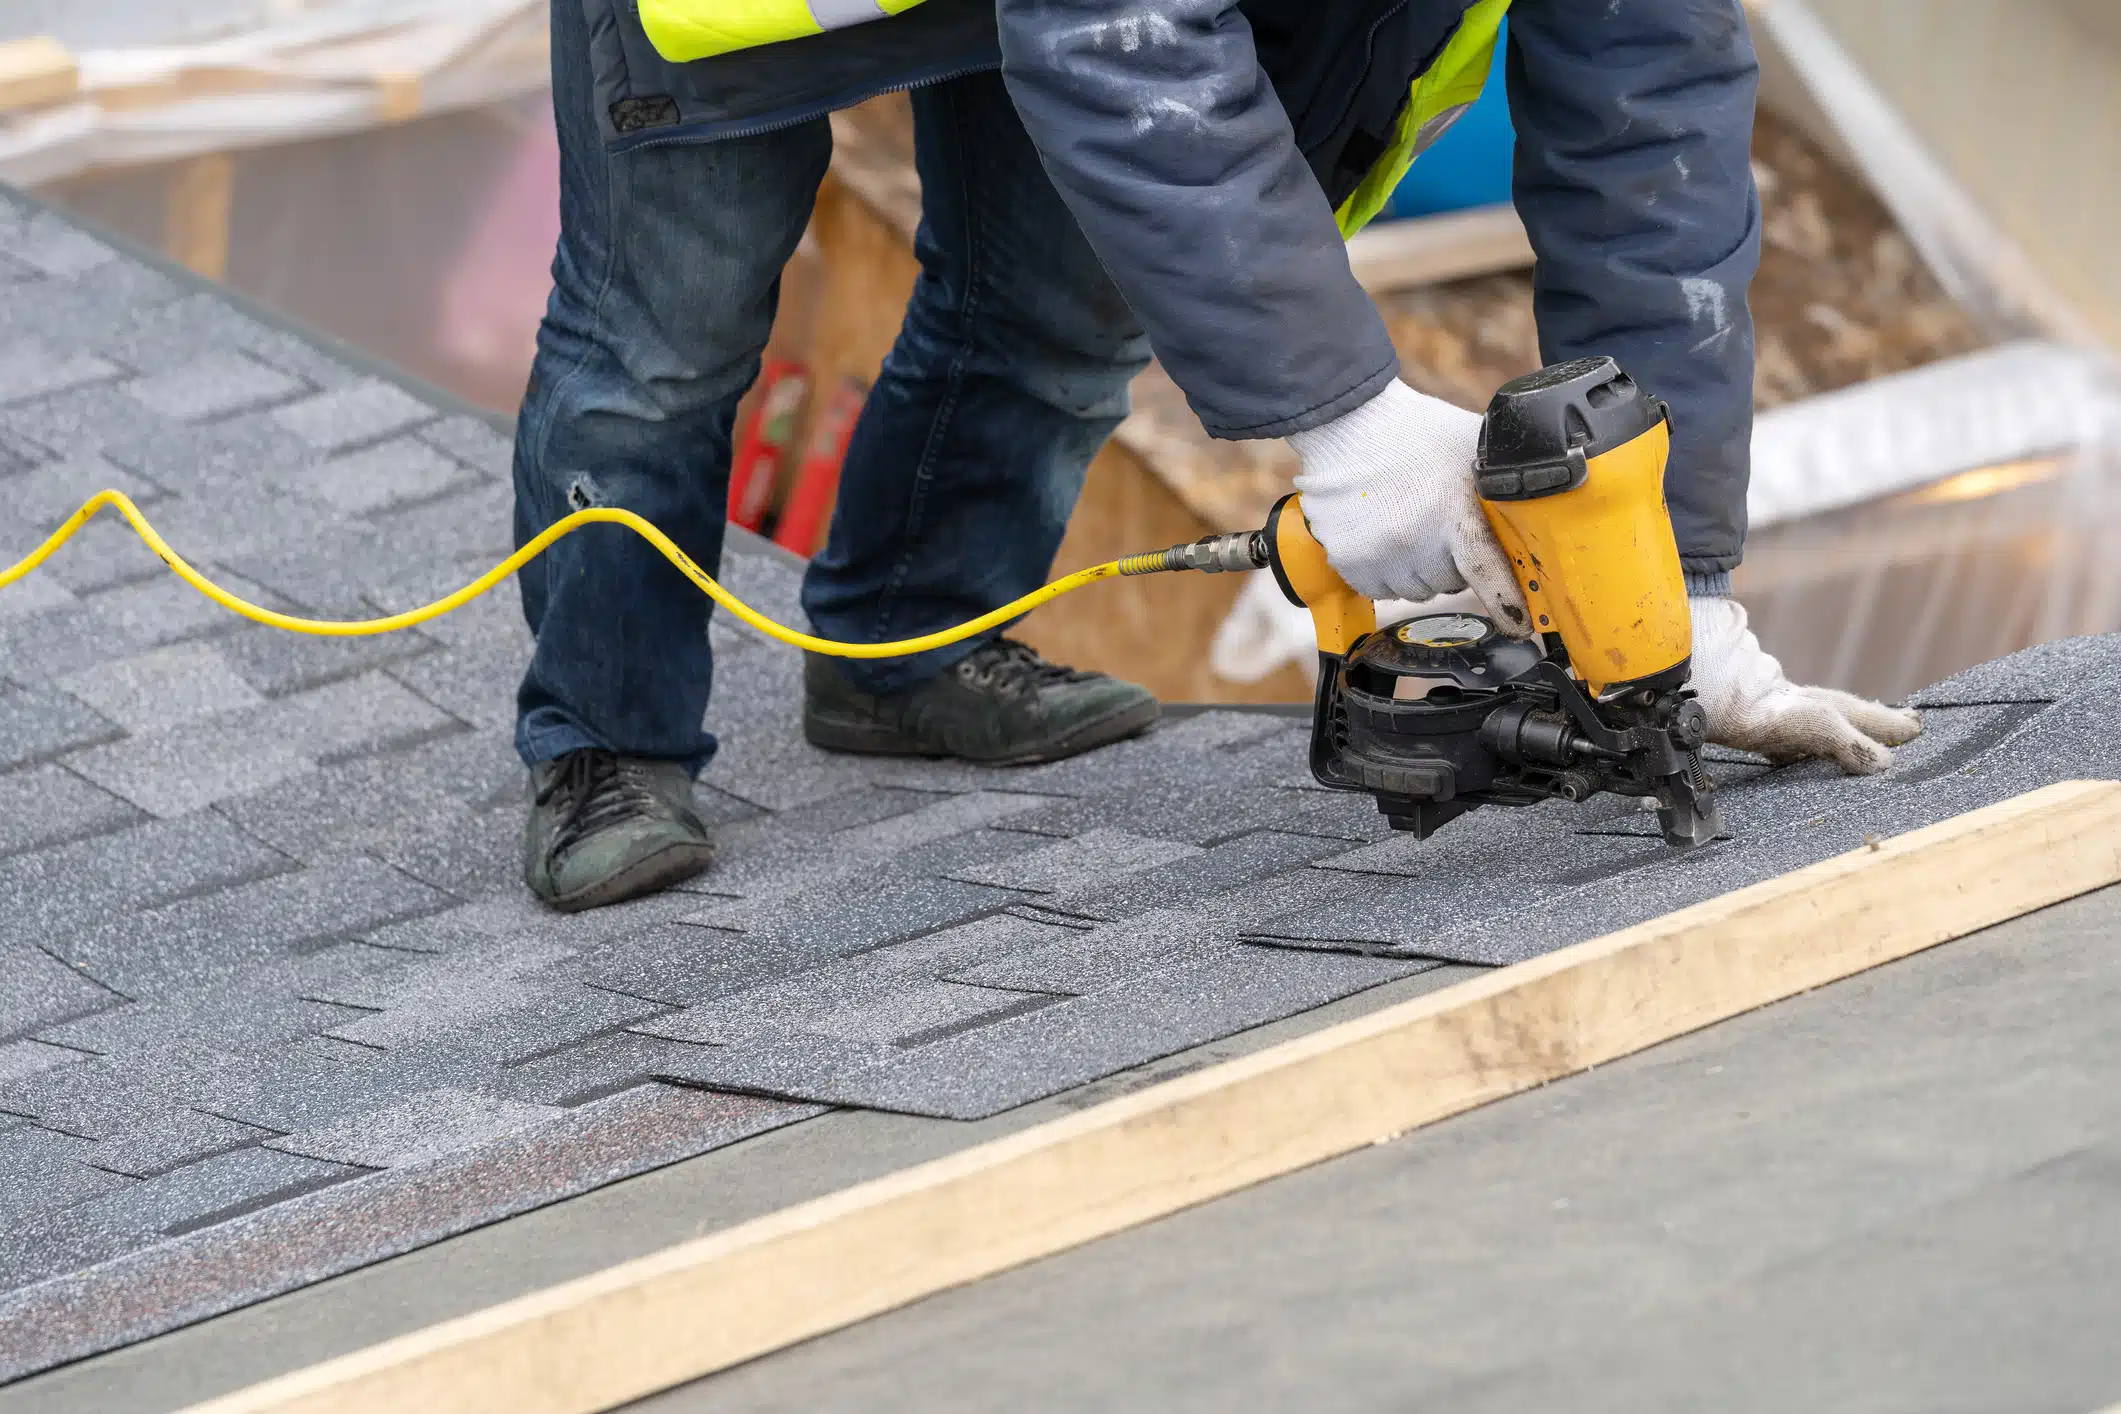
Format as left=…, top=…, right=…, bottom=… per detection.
left=2, top=194, right=2120, bottom=1381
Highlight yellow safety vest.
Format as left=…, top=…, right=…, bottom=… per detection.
left=639, top=0, right=1510, bottom=239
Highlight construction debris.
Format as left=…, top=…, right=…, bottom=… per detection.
left=1380, top=109, right=1986, bottom=415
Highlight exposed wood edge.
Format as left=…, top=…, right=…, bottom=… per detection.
left=165, top=152, right=235, bottom=283
left=1347, top=203, right=1534, bottom=293
left=0, top=36, right=78, bottom=112
left=186, top=780, right=2121, bottom=1414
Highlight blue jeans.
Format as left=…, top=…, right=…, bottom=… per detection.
left=513, top=2, right=1151, bottom=774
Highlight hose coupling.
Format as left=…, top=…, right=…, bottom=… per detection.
left=1121, top=530, right=1269, bottom=577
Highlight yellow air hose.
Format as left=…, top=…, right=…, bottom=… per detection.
left=0, top=490, right=1224, bottom=659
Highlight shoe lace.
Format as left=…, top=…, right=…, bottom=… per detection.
left=959, top=637, right=1091, bottom=695
left=537, top=749, right=671, bottom=857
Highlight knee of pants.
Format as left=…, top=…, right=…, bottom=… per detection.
left=895, top=289, right=1151, bottom=423
left=1005, top=335, right=1154, bottom=423
left=989, top=268, right=1151, bottom=421
left=533, top=280, right=763, bottom=434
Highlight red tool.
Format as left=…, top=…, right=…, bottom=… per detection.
left=773, top=376, right=866, bottom=557
left=726, top=360, right=809, bottom=532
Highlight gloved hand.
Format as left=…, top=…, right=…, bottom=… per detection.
left=1688, top=595, right=1921, bottom=774
left=1286, top=379, right=1533, bottom=637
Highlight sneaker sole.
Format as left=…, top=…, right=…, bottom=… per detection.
left=804, top=696, right=1161, bottom=767
left=543, top=841, right=716, bottom=914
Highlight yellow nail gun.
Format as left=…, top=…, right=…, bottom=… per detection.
left=1176, top=357, right=1721, bottom=848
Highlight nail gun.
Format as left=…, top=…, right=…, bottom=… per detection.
left=1174, top=357, right=1721, bottom=849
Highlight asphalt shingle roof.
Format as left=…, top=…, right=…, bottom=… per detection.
left=1, top=192, right=2118, bottom=1381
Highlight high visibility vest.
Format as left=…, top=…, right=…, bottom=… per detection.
left=638, top=0, right=1510, bottom=239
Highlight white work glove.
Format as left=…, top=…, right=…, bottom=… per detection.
left=1688, top=595, right=1922, bottom=774
left=1286, top=379, right=1533, bottom=637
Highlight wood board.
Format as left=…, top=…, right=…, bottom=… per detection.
left=182, top=779, right=2121, bottom=1414
left=0, top=36, right=77, bottom=112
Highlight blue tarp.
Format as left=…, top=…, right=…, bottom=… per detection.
left=1381, top=17, right=1514, bottom=219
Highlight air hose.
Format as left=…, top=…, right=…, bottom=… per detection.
left=0, top=491, right=1265, bottom=660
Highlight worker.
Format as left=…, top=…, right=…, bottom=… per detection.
left=515, top=0, right=1919, bottom=912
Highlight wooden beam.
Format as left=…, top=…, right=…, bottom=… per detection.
left=165, top=153, right=236, bottom=283
left=0, top=35, right=77, bottom=112
left=1347, top=202, right=1534, bottom=292
left=183, top=780, right=2121, bottom=1414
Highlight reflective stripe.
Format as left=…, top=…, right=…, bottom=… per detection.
left=640, top=0, right=923, bottom=60
left=1334, top=0, right=1513, bottom=239
left=805, top=0, right=889, bottom=32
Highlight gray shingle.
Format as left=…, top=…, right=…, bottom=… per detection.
left=571, top=921, right=821, bottom=1008
left=55, top=641, right=263, bottom=731
left=217, top=621, right=438, bottom=697
left=1, top=448, right=165, bottom=546
left=365, top=802, right=528, bottom=901
left=267, top=1087, right=560, bottom=1169
left=0, top=1040, right=87, bottom=1087
left=120, top=1039, right=410, bottom=1136
left=303, top=939, right=649, bottom=1067
left=651, top=942, right=1425, bottom=1120
left=0, top=344, right=122, bottom=408
left=0, top=423, right=47, bottom=472
left=482, top=1031, right=707, bottom=1108
left=13, top=192, right=2121, bottom=1387
left=60, top=723, right=312, bottom=820
left=50, top=856, right=452, bottom=995
left=0, top=765, right=141, bottom=859
left=0, top=603, right=138, bottom=682
left=107, top=291, right=362, bottom=390
left=213, top=730, right=519, bottom=863
left=0, top=213, right=116, bottom=279
left=692, top=874, right=1018, bottom=961
left=0, top=1143, right=360, bottom=1292
left=945, top=827, right=1202, bottom=893
left=1912, top=639, right=2115, bottom=706
left=77, top=573, right=258, bottom=649
left=272, top=380, right=434, bottom=453
left=0, top=570, right=76, bottom=623
left=123, top=352, right=305, bottom=424
left=0, top=813, right=288, bottom=955
left=82, top=1109, right=275, bottom=1181
left=302, top=437, right=475, bottom=516
left=0, top=941, right=123, bottom=1039
left=1036, top=831, right=1352, bottom=923
left=0, top=1084, right=814, bottom=1382
left=61, top=672, right=455, bottom=818
left=0, top=1126, right=132, bottom=1226
left=384, top=638, right=524, bottom=732
left=1003, top=785, right=1285, bottom=845
left=638, top=949, right=1062, bottom=1050
left=0, top=682, right=118, bottom=770
left=418, top=415, right=514, bottom=479
left=91, top=1145, right=362, bottom=1235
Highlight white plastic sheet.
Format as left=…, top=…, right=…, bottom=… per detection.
left=1209, top=340, right=2121, bottom=693
left=0, top=1, right=547, bottom=185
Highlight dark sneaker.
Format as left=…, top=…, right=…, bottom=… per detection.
left=803, top=636, right=1159, bottom=765
left=524, top=749, right=714, bottom=912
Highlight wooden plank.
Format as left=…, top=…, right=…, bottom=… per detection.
left=181, top=780, right=2121, bottom=1414
left=1347, top=202, right=1534, bottom=292
left=165, top=153, right=236, bottom=283
left=0, top=35, right=77, bottom=112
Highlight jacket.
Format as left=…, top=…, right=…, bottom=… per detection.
left=576, top=0, right=1760, bottom=574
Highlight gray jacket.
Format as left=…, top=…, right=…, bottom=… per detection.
left=581, top=0, right=1758, bottom=574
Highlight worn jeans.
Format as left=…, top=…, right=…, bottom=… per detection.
left=512, top=2, right=1151, bottom=775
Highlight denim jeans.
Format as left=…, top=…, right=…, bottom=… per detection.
left=513, top=1, right=1152, bottom=775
